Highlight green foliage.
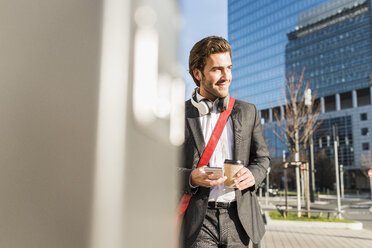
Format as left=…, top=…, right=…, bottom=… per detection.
left=278, top=191, right=297, bottom=195
left=269, top=211, right=354, bottom=223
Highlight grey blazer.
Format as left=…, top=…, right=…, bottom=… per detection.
left=179, top=99, right=270, bottom=247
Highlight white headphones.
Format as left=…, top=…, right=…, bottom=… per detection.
left=190, top=88, right=213, bottom=115
left=190, top=88, right=229, bottom=115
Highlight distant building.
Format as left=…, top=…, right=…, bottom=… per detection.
left=285, top=0, right=372, bottom=189
left=228, top=0, right=372, bottom=189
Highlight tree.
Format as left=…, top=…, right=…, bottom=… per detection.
left=271, top=69, right=322, bottom=217
left=272, top=70, right=321, bottom=153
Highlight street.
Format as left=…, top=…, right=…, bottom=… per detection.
left=256, top=195, right=372, bottom=247
left=260, top=194, right=372, bottom=231
left=341, top=199, right=372, bottom=231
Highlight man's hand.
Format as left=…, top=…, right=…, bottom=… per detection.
left=191, top=166, right=227, bottom=188
left=234, top=167, right=255, bottom=190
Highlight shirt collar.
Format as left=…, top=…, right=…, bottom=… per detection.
left=195, top=89, right=217, bottom=104
left=195, top=89, right=230, bottom=112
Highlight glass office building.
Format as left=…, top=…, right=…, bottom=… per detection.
left=228, top=0, right=329, bottom=110
left=313, top=116, right=354, bottom=169
left=286, top=0, right=372, bottom=97
left=228, top=0, right=372, bottom=189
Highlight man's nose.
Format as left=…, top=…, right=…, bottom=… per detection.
left=221, top=68, right=231, bottom=81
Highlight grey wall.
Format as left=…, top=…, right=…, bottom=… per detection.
left=0, top=0, right=181, bottom=247
left=0, top=1, right=102, bottom=247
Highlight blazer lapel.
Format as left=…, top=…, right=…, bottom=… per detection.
left=230, top=104, right=244, bottom=161
left=186, top=103, right=205, bottom=157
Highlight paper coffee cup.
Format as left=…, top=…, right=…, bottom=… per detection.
left=224, top=160, right=244, bottom=188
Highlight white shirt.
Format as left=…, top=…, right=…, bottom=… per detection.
left=196, top=92, right=236, bottom=203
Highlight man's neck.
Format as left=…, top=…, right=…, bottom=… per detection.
left=197, top=88, right=217, bottom=102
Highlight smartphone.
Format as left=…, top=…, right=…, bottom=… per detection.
left=204, top=167, right=224, bottom=177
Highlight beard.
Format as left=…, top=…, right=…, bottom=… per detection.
left=199, top=76, right=230, bottom=100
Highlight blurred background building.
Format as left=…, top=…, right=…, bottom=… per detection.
left=228, top=0, right=372, bottom=190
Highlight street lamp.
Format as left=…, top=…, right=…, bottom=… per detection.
left=304, top=89, right=316, bottom=203
left=333, top=125, right=342, bottom=219
left=340, top=164, right=344, bottom=199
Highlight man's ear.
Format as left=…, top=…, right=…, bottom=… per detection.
left=193, top=68, right=202, bottom=81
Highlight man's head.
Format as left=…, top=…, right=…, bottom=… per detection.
left=189, top=36, right=232, bottom=101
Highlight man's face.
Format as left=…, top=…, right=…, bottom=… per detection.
left=193, top=52, right=232, bottom=101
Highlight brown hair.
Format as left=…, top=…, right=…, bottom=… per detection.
left=188, top=36, right=232, bottom=86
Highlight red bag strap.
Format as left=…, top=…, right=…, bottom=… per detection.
left=196, top=97, right=236, bottom=168
left=177, top=97, right=235, bottom=227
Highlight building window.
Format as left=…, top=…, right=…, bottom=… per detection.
left=272, top=106, right=281, bottom=120
left=324, top=95, right=336, bottom=112
left=360, top=113, right=367, bottom=121
left=361, top=128, right=369, bottom=136
left=362, top=143, right=370, bottom=151
left=261, top=109, right=269, bottom=123
left=340, top=92, right=352, bottom=109
left=357, top=88, right=371, bottom=106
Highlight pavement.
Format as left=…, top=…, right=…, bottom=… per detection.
left=255, top=225, right=372, bottom=248
left=250, top=196, right=372, bottom=247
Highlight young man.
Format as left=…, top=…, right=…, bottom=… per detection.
left=179, top=36, right=270, bottom=247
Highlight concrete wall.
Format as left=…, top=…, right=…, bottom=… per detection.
left=0, top=1, right=180, bottom=247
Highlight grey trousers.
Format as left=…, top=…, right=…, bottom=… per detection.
left=190, top=206, right=250, bottom=248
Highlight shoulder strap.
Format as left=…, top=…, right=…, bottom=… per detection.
left=196, top=97, right=236, bottom=168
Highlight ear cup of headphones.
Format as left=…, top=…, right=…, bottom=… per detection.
left=191, top=96, right=212, bottom=115
left=190, top=89, right=213, bottom=115
left=199, top=100, right=213, bottom=115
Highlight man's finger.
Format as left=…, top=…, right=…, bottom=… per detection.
left=207, top=173, right=224, bottom=180
left=207, top=176, right=227, bottom=187
left=234, top=172, right=249, bottom=184
left=236, top=167, right=249, bottom=177
left=236, top=176, right=255, bottom=190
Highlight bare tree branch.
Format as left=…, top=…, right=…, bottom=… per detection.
left=271, top=69, right=323, bottom=156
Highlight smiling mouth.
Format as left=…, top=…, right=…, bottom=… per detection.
left=216, top=82, right=228, bottom=87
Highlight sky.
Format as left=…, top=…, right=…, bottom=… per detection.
left=179, top=0, right=228, bottom=98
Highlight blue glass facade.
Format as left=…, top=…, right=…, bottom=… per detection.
left=313, top=116, right=354, bottom=167
left=263, top=125, right=288, bottom=159
left=228, top=0, right=329, bottom=110
left=286, top=1, right=372, bottom=97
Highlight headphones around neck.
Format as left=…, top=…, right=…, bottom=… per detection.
left=190, top=88, right=229, bottom=115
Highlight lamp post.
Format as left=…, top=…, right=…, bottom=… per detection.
left=340, top=164, right=344, bottom=199
left=333, top=125, right=342, bottom=219
left=305, top=89, right=315, bottom=202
